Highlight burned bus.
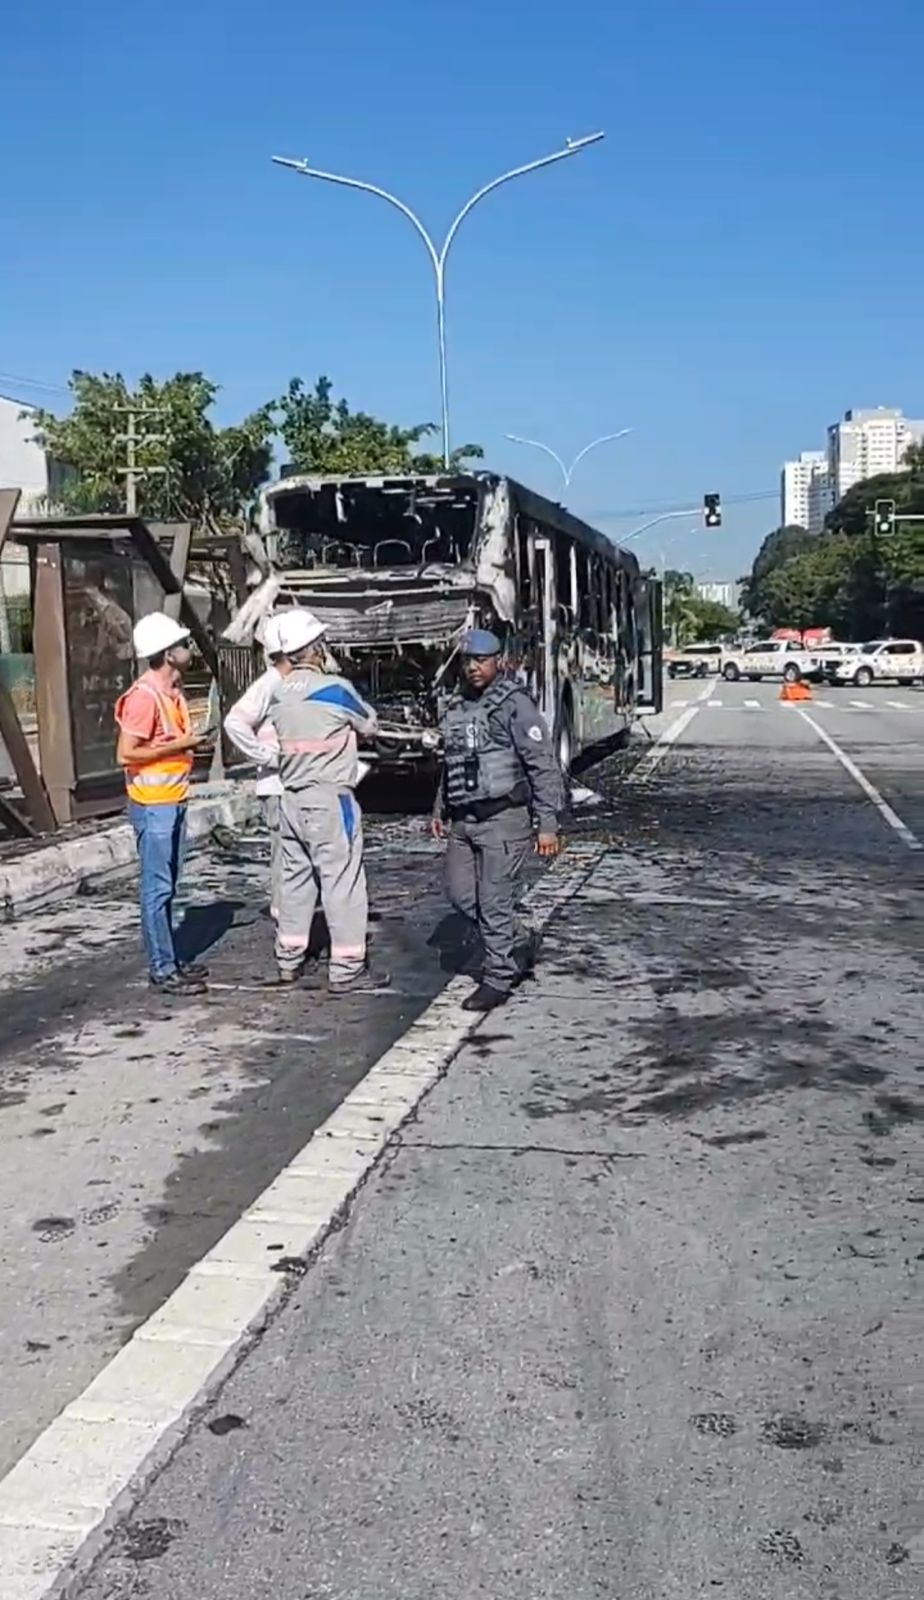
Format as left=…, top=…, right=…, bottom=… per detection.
left=253, top=471, right=662, bottom=773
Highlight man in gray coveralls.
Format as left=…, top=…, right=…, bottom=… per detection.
left=431, top=629, right=565, bottom=1013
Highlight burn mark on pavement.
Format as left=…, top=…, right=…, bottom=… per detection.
left=762, top=1413, right=826, bottom=1450
left=31, top=1215, right=75, bottom=1242
left=121, top=1516, right=185, bottom=1562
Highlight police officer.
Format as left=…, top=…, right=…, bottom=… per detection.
left=431, top=629, right=564, bottom=1012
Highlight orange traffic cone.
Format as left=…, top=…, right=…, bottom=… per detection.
left=779, top=679, right=813, bottom=703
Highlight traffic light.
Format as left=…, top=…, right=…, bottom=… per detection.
left=874, top=498, right=896, bottom=537
left=703, top=492, right=722, bottom=528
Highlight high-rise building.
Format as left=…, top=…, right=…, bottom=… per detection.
left=695, top=580, right=740, bottom=611
left=826, top=407, right=924, bottom=499
left=780, top=450, right=832, bottom=533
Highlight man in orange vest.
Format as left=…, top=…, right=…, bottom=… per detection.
left=115, top=612, right=212, bottom=996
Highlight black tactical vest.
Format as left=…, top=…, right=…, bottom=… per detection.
left=443, top=678, right=526, bottom=812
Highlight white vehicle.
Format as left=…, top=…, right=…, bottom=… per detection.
left=825, top=638, right=924, bottom=688
left=721, top=638, right=815, bottom=684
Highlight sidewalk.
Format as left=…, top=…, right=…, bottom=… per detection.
left=69, top=839, right=921, bottom=1599
left=0, top=778, right=259, bottom=919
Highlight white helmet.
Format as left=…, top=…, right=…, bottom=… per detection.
left=133, top=612, right=191, bottom=660
left=267, top=609, right=327, bottom=657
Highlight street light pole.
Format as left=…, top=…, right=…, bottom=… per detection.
left=272, top=134, right=605, bottom=468
left=505, top=428, right=633, bottom=489
left=622, top=507, right=700, bottom=544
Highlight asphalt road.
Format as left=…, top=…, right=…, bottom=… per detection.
left=3, top=676, right=924, bottom=1596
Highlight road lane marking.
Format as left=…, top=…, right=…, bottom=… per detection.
left=887, top=700, right=910, bottom=710
left=850, top=699, right=873, bottom=709
left=707, top=699, right=722, bottom=708
left=0, top=843, right=608, bottom=1600
left=797, top=709, right=922, bottom=852
left=814, top=698, right=834, bottom=708
left=629, top=678, right=713, bottom=785
left=744, top=699, right=761, bottom=709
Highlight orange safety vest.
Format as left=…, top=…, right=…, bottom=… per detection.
left=115, top=678, right=193, bottom=806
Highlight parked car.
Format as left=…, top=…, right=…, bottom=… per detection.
left=824, top=639, right=924, bottom=688
left=721, top=638, right=816, bottom=683
left=666, top=643, right=726, bottom=679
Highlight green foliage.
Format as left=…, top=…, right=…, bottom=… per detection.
left=28, top=371, right=486, bottom=535
left=276, top=376, right=483, bottom=477
left=661, top=569, right=740, bottom=644
left=690, top=598, right=739, bottom=640
left=30, top=371, right=276, bottom=529
left=740, top=524, right=818, bottom=619
left=744, top=441, right=924, bottom=639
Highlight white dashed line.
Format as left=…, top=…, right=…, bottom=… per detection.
left=743, top=699, right=761, bottom=710
left=0, top=845, right=607, bottom=1599
left=887, top=700, right=910, bottom=710
left=850, top=699, right=873, bottom=709
left=797, top=709, right=922, bottom=852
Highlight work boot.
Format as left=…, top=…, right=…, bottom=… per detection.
left=462, top=983, right=509, bottom=1013
left=179, top=961, right=209, bottom=981
left=151, top=970, right=207, bottom=997
left=329, top=964, right=392, bottom=997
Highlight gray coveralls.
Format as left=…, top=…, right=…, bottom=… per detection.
left=268, top=668, right=377, bottom=986
left=437, top=676, right=564, bottom=994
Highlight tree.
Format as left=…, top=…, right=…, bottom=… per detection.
left=30, top=371, right=275, bottom=531
left=689, top=598, right=739, bottom=640
left=662, top=569, right=700, bottom=646
left=740, top=524, right=818, bottom=620
left=277, top=376, right=483, bottom=476
left=825, top=460, right=924, bottom=539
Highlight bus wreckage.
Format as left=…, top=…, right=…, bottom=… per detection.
left=227, top=471, right=662, bottom=772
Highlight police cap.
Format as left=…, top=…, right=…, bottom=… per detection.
left=460, top=628, right=502, bottom=657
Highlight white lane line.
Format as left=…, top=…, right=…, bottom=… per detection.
left=814, top=698, right=834, bottom=708
left=850, top=699, right=873, bottom=709
left=630, top=678, right=713, bottom=785
left=797, top=709, right=922, bottom=852
left=743, top=699, right=761, bottom=710
left=707, top=699, right=723, bottom=708
left=887, top=700, right=910, bottom=710
left=0, top=844, right=607, bottom=1600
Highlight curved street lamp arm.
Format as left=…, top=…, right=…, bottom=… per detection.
left=439, top=132, right=605, bottom=269
left=623, top=507, right=699, bottom=543
left=504, top=434, right=570, bottom=487
left=271, top=157, right=440, bottom=274
left=566, top=428, right=634, bottom=481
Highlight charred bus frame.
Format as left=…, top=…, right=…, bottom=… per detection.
left=256, top=471, right=662, bottom=770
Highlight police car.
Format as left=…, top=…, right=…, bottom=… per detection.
left=720, top=638, right=817, bottom=683
left=823, top=639, right=924, bottom=688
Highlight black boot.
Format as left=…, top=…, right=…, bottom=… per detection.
left=462, top=983, right=509, bottom=1013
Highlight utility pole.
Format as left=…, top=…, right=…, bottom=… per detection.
left=116, top=406, right=167, bottom=516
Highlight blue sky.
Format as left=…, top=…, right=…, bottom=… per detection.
left=2, top=0, right=922, bottom=578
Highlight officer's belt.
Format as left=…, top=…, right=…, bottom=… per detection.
left=447, top=791, right=529, bottom=824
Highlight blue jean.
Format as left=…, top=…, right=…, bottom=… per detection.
left=129, top=801, right=188, bottom=980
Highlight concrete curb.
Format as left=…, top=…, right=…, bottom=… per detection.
left=0, top=843, right=606, bottom=1600
left=0, top=785, right=261, bottom=923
